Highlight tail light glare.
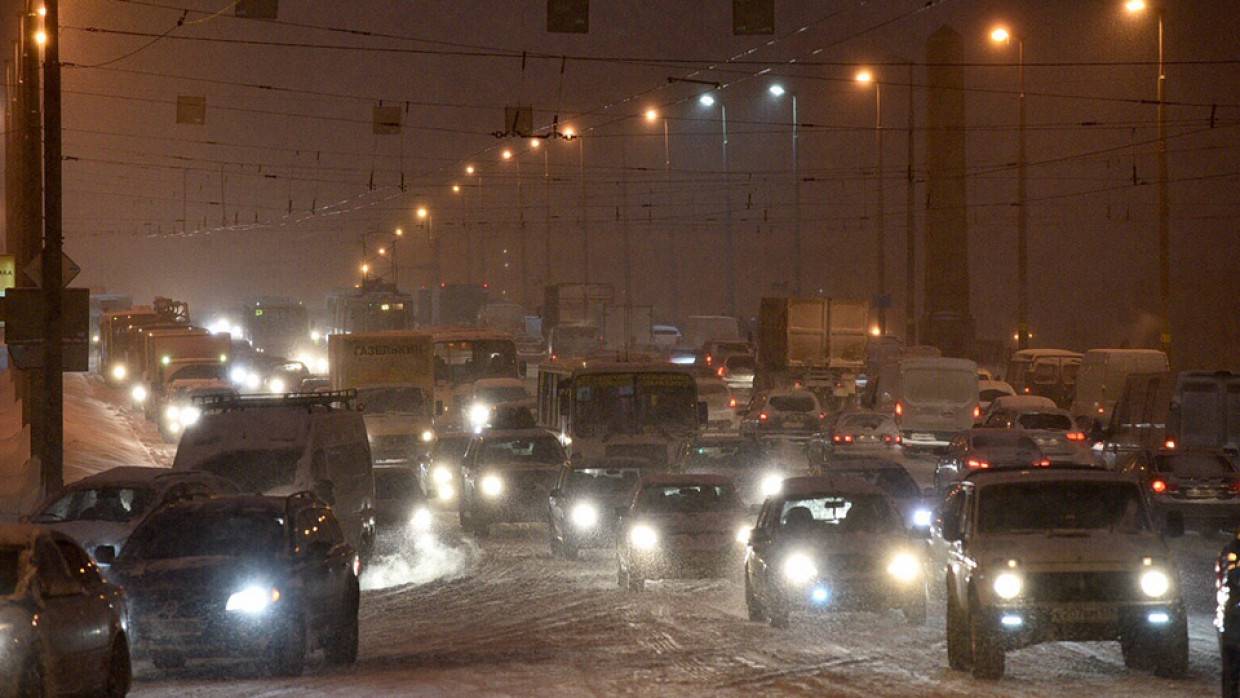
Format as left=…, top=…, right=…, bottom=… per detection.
left=717, top=366, right=726, bottom=377
left=1163, top=439, right=1176, bottom=449
left=1230, top=480, right=1240, bottom=494
left=832, top=435, right=842, bottom=444
left=728, top=397, right=737, bottom=409
left=705, top=354, right=713, bottom=366
left=759, top=412, right=769, bottom=422
left=894, top=402, right=904, bottom=417
left=1065, top=431, right=1087, bottom=442
left=972, top=404, right=981, bottom=420
left=966, top=458, right=990, bottom=470
left=1150, top=479, right=1177, bottom=494
left=818, top=412, right=827, bottom=421
left=1034, top=458, right=1052, bottom=467
left=1023, top=387, right=1031, bottom=394
left=883, top=434, right=901, bottom=445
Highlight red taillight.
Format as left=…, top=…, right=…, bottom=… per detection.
left=1023, top=387, right=1031, bottom=394
left=972, top=404, right=981, bottom=420
left=550, top=353, right=558, bottom=361
left=832, top=435, right=843, bottom=444
left=1065, top=431, right=1087, bottom=442
left=1150, top=479, right=1178, bottom=494
left=705, top=354, right=713, bottom=366
left=883, top=434, right=901, bottom=445
left=966, top=458, right=990, bottom=470
left=717, top=366, right=726, bottom=377
left=1164, top=439, right=1176, bottom=449
left=1034, top=458, right=1052, bottom=467
left=894, top=402, right=904, bottom=417
left=1230, top=480, right=1240, bottom=494
left=759, top=412, right=769, bottom=422
left=818, top=412, right=827, bottom=420
left=728, top=397, right=737, bottom=409
left=842, top=435, right=854, bottom=444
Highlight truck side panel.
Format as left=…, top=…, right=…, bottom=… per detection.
left=328, top=332, right=434, bottom=391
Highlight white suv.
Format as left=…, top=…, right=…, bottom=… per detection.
left=934, top=467, right=1188, bottom=680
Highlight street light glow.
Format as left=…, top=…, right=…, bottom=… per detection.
left=395, top=227, right=403, bottom=236
left=501, top=149, right=513, bottom=160
left=1124, top=0, right=1147, bottom=13
left=698, top=93, right=716, bottom=107
left=563, top=126, right=576, bottom=139
left=36, top=5, right=46, bottom=16
left=644, top=108, right=658, bottom=123
left=768, top=84, right=786, bottom=97
left=529, top=138, right=541, bottom=149
left=416, top=206, right=429, bottom=220
left=360, top=263, right=370, bottom=274
left=33, top=29, right=47, bottom=46
left=854, top=69, right=874, bottom=84
left=465, top=164, right=475, bottom=174
left=377, top=247, right=386, bottom=256
left=990, top=26, right=1011, bottom=44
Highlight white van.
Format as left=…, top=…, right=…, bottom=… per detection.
left=1070, top=349, right=1169, bottom=425
left=879, top=357, right=979, bottom=449
left=172, top=391, right=377, bottom=558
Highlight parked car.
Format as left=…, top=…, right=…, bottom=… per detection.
left=740, top=390, right=826, bottom=440
left=616, top=474, right=748, bottom=591
left=547, top=457, right=654, bottom=559
left=459, top=428, right=569, bottom=536
left=935, top=468, right=1187, bottom=680
left=934, top=430, right=1049, bottom=495
left=28, top=466, right=239, bottom=566
left=1116, top=448, right=1240, bottom=534
left=744, top=475, right=928, bottom=627
left=108, top=493, right=359, bottom=675
left=0, top=524, right=131, bottom=696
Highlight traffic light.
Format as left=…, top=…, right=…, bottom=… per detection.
left=547, top=0, right=588, bottom=33
left=733, top=0, right=774, bottom=35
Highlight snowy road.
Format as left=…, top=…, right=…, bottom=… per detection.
left=63, top=378, right=1223, bottom=696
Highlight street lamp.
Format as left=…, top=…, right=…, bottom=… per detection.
left=501, top=147, right=528, bottom=304
left=769, top=83, right=801, bottom=296
left=644, top=108, right=659, bottom=123
left=500, top=149, right=513, bottom=160
left=561, top=125, right=588, bottom=283
left=989, top=25, right=1029, bottom=350
left=698, top=93, right=734, bottom=316
left=1124, top=0, right=1171, bottom=358
left=856, top=67, right=885, bottom=334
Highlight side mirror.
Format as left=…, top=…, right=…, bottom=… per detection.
left=1164, top=511, right=1185, bottom=539
left=697, top=401, right=709, bottom=425
left=94, top=545, right=117, bottom=566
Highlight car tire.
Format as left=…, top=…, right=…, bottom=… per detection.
left=324, top=582, right=361, bottom=666
left=269, top=613, right=307, bottom=677
left=945, top=582, right=970, bottom=671
left=1120, top=628, right=1149, bottom=669
left=969, top=603, right=1005, bottom=680
left=1152, top=612, right=1189, bottom=679
left=744, top=574, right=765, bottom=622
left=151, top=651, right=185, bottom=671
left=104, top=634, right=132, bottom=698
left=1223, top=642, right=1240, bottom=698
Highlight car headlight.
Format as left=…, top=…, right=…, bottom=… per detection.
left=912, top=508, right=932, bottom=528
left=886, top=552, right=922, bottom=582
left=993, top=572, right=1023, bottom=600
left=437, top=483, right=456, bottom=500
left=110, top=364, right=127, bottom=381
left=410, top=506, right=432, bottom=532
left=480, top=474, right=504, bottom=498
left=735, top=525, right=751, bottom=545
left=421, top=429, right=435, bottom=443
left=432, top=465, right=453, bottom=485
left=244, top=372, right=261, bottom=391
left=229, top=366, right=247, bottom=384
left=225, top=585, right=281, bottom=614
left=570, top=502, right=599, bottom=529
left=759, top=472, right=784, bottom=498
left=178, top=405, right=201, bottom=427
left=467, top=402, right=492, bottom=429
left=130, top=384, right=148, bottom=404
left=1140, top=569, right=1171, bottom=598
left=783, top=552, right=818, bottom=585
left=164, top=404, right=180, bottom=421
left=629, top=524, right=658, bottom=550
left=269, top=377, right=287, bottom=394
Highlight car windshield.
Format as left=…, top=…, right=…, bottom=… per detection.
left=0, top=548, right=21, bottom=596
left=574, top=372, right=697, bottom=436
left=637, top=484, right=737, bottom=513
left=358, top=387, right=429, bottom=415
left=477, top=386, right=529, bottom=403
left=480, top=436, right=564, bottom=465
left=432, top=436, right=471, bottom=462
left=834, top=469, right=920, bottom=499
left=567, top=468, right=642, bottom=497
left=1017, top=413, right=1073, bottom=431
left=683, top=441, right=762, bottom=469
left=978, top=481, right=1149, bottom=533
left=769, top=395, right=815, bottom=412
left=779, top=494, right=900, bottom=533
left=123, top=509, right=285, bottom=560
left=434, top=339, right=518, bottom=384
left=169, top=363, right=226, bottom=382
left=902, top=368, right=976, bottom=403
left=374, top=469, right=419, bottom=498
left=32, top=486, right=156, bottom=523
left=193, top=449, right=301, bottom=494
left=1154, top=453, right=1236, bottom=477
left=839, top=414, right=887, bottom=430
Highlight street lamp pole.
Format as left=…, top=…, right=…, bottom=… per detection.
left=991, top=27, right=1029, bottom=350
left=769, top=84, right=801, bottom=297
left=664, top=115, right=679, bottom=322
left=857, top=70, right=886, bottom=334
left=904, top=61, right=917, bottom=345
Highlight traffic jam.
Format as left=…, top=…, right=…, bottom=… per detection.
left=2, top=1, right=1238, bottom=696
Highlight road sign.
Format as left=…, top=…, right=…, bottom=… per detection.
left=7, top=341, right=89, bottom=371
left=23, top=251, right=80, bottom=288
left=1, top=288, right=90, bottom=372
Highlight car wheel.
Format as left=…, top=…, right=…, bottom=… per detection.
left=1120, top=627, right=1150, bottom=669
left=945, top=581, right=970, bottom=671
left=324, top=583, right=360, bottom=666
left=104, top=634, right=132, bottom=698
left=151, top=651, right=185, bottom=671
left=744, top=573, right=765, bottom=622
left=1152, top=612, right=1189, bottom=679
left=1224, top=642, right=1240, bottom=698
left=969, top=603, right=1005, bottom=680
left=268, top=613, right=307, bottom=677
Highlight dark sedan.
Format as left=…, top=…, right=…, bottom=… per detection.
left=934, top=430, right=1049, bottom=495
left=459, top=429, right=569, bottom=536
left=1119, top=448, right=1240, bottom=533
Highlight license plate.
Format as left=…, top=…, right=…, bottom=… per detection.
left=1051, top=607, right=1118, bottom=624
left=911, top=433, right=934, bottom=441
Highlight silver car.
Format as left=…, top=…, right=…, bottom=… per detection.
left=1, top=524, right=131, bottom=696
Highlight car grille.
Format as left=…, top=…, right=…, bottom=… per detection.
left=132, top=587, right=219, bottom=619
left=1025, top=571, right=1143, bottom=603
left=825, top=553, right=880, bottom=575
left=372, top=434, right=418, bottom=453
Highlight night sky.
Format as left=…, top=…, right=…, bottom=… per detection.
left=5, top=0, right=1238, bottom=368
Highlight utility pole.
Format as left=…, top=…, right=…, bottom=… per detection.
left=578, top=136, right=589, bottom=284
left=722, top=104, right=735, bottom=317
left=875, top=82, right=886, bottom=335
left=42, top=0, right=65, bottom=494
left=1156, top=8, right=1170, bottom=360
left=905, top=62, right=917, bottom=345
left=1016, top=38, right=1029, bottom=350
left=543, top=146, right=552, bottom=289
left=620, top=136, right=632, bottom=305
left=663, top=117, right=679, bottom=323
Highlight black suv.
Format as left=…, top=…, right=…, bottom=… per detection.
left=1218, top=535, right=1240, bottom=696
left=104, top=492, right=360, bottom=675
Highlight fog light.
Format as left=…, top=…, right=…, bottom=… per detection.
left=811, top=586, right=829, bottom=604
left=1147, top=611, right=1170, bottom=625
left=570, top=502, right=599, bottom=529
left=1000, top=613, right=1023, bottom=628
left=437, top=483, right=456, bottom=500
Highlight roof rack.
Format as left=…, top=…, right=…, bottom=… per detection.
left=192, top=389, right=357, bottom=412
